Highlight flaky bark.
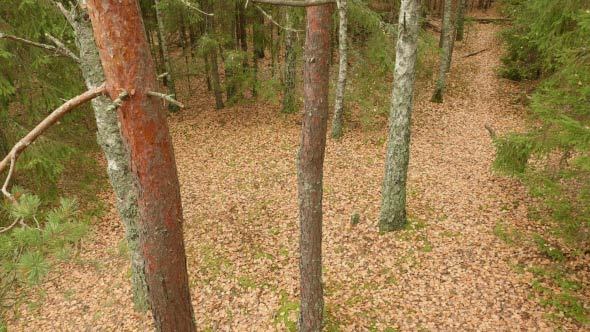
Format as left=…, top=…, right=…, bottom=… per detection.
left=86, top=1, right=195, bottom=331
left=298, top=4, right=333, bottom=331
left=379, top=0, right=420, bottom=232
left=281, top=9, right=297, bottom=113
left=59, top=2, right=149, bottom=311
left=331, top=0, right=348, bottom=139
left=155, top=0, right=180, bottom=112
left=431, top=0, right=452, bottom=103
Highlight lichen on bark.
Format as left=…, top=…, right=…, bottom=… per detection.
left=64, top=2, right=149, bottom=311
left=379, top=0, right=420, bottom=232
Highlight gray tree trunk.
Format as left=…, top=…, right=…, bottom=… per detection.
left=281, top=9, right=297, bottom=114
left=456, top=0, right=466, bottom=41
left=154, top=0, right=180, bottom=112
left=379, top=0, right=420, bottom=232
left=62, top=3, right=149, bottom=310
left=331, top=0, right=348, bottom=139
left=431, top=0, right=453, bottom=103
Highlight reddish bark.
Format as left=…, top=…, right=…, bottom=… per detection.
left=298, top=4, right=333, bottom=331
left=85, top=1, right=195, bottom=331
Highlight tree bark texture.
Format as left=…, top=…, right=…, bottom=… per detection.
left=456, top=0, right=466, bottom=41
left=431, top=0, right=453, bottom=103
left=86, top=1, right=195, bottom=331
left=154, top=0, right=180, bottom=112
left=64, top=2, right=149, bottom=311
left=298, top=4, right=333, bottom=331
left=281, top=9, right=297, bottom=114
left=331, top=0, right=348, bottom=139
left=379, top=0, right=420, bottom=232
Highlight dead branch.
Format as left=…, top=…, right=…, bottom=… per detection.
left=252, top=0, right=335, bottom=7
left=178, top=0, right=214, bottom=16
left=53, top=1, right=76, bottom=27
left=0, top=32, right=78, bottom=62
left=45, top=33, right=81, bottom=63
left=255, top=4, right=303, bottom=32
left=0, top=218, right=20, bottom=234
left=0, top=85, right=107, bottom=195
left=464, top=48, right=489, bottom=58
left=147, top=91, right=185, bottom=109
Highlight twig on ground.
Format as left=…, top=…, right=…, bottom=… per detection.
left=484, top=124, right=497, bottom=140
left=464, top=48, right=489, bottom=58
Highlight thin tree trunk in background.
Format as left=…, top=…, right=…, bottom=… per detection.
left=86, top=1, right=195, bottom=331
left=253, top=11, right=266, bottom=59
left=298, top=3, right=333, bottom=331
left=456, top=0, right=466, bottom=41
left=431, top=0, right=452, bottom=103
left=281, top=9, right=297, bottom=114
left=210, top=50, right=225, bottom=109
left=331, top=0, right=348, bottom=139
left=155, top=25, right=167, bottom=77
left=379, top=0, right=420, bottom=232
left=62, top=2, right=149, bottom=311
left=155, top=0, right=180, bottom=112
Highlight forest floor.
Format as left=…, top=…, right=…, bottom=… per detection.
left=6, top=9, right=588, bottom=332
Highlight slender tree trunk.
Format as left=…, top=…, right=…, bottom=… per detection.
left=253, top=11, right=265, bottom=59
left=298, top=4, right=333, bottom=331
left=331, top=0, right=348, bottom=139
left=155, top=0, right=180, bottom=112
left=281, top=9, right=297, bottom=114
left=431, top=0, right=453, bottom=103
left=456, top=0, right=466, bottom=41
left=62, top=2, right=150, bottom=312
left=379, top=0, right=420, bottom=232
left=86, top=1, right=195, bottom=331
left=210, top=50, right=225, bottom=109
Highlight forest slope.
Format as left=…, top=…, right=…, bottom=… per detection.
left=7, top=15, right=585, bottom=332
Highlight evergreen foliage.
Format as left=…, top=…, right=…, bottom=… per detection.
left=1, top=191, right=89, bottom=318
left=496, top=0, right=590, bottom=244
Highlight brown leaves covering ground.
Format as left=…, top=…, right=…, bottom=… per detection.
left=6, top=16, right=586, bottom=332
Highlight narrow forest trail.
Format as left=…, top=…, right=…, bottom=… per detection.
left=8, top=11, right=581, bottom=332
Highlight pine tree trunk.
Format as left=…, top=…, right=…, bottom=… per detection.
left=65, top=2, right=150, bottom=312
left=331, top=0, right=348, bottom=139
left=431, top=0, right=453, bottom=103
left=86, top=1, right=195, bottom=331
left=456, top=0, right=466, bottom=41
left=379, top=0, right=420, bottom=232
left=298, top=4, right=333, bottom=331
left=155, top=0, right=180, bottom=112
left=281, top=9, right=297, bottom=114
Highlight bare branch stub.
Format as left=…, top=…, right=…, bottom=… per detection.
left=147, top=91, right=185, bottom=109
